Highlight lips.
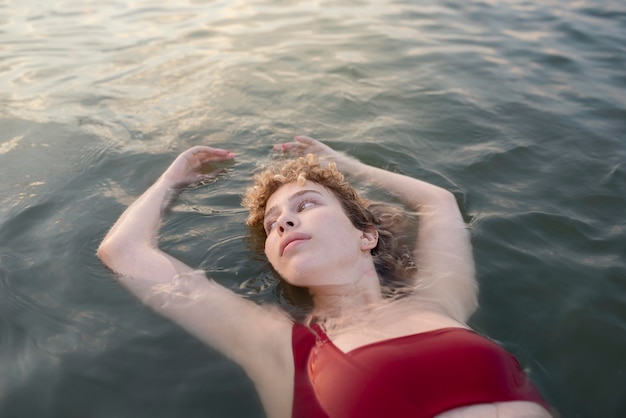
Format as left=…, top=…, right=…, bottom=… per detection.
left=279, top=232, right=311, bottom=256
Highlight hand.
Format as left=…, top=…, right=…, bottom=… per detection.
left=272, top=136, right=343, bottom=166
left=162, top=146, right=235, bottom=187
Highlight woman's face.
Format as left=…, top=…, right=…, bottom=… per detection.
left=263, top=181, right=370, bottom=288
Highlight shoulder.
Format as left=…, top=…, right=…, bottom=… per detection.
left=245, top=312, right=299, bottom=418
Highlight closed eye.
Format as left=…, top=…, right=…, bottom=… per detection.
left=297, top=198, right=317, bottom=212
left=264, top=218, right=277, bottom=233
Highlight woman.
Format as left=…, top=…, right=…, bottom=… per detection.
left=98, top=136, right=552, bottom=417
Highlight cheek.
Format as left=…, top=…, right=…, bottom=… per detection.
left=263, top=236, right=277, bottom=262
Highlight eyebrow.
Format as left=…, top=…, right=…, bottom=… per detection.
left=264, top=189, right=324, bottom=221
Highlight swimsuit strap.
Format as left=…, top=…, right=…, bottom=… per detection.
left=310, top=322, right=330, bottom=343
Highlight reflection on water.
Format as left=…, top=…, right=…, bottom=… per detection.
left=1, top=0, right=625, bottom=417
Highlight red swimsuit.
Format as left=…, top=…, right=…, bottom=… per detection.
left=291, top=323, right=549, bottom=418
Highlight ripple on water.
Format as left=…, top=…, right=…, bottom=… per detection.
left=0, top=0, right=624, bottom=416
left=0, top=248, right=36, bottom=321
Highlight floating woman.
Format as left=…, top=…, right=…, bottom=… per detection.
left=98, top=136, right=552, bottom=418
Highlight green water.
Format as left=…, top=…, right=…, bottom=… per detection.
left=1, top=1, right=625, bottom=417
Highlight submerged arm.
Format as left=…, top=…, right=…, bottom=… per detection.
left=98, top=147, right=235, bottom=289
left=277, top=136, right=477, bottom=322
left=97, top=147, right=293, bottom=373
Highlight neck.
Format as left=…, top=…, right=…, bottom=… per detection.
left=308, top=267, right=384, bottom=321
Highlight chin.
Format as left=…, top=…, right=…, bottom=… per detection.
left=281, top=272, right=318, bottom=289
left=282, top=275, right=309, bottom=287
left=276, top=263, right=313, bottom=286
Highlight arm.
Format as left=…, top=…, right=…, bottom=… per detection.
left=97, top=146, right=293, bottom=374
left=276, top=136, right=478, bottom=322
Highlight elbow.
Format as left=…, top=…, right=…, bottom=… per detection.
left=437, top=188, right=458, bottom=207
left=415, top=187, right=458, bottom=212
left=96, top=239, right=115, bottom=269
left=96, top=236, right=128, bottom=270
left=96, top=241, right=111, bottom=264
left=97, top=235, right=156, bottom=276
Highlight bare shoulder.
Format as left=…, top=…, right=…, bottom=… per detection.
left=235, top=304, right=296, bottom=418
left=129, top=271, right=296, bottom=418
left=118, top=270, right=295, bottom=373
left=410, top=193, right=478, bottom=322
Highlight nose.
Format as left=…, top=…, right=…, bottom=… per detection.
left=277, top=215, right=297, bottom=234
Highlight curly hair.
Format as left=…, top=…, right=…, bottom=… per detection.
left=242, top=154, right=417, bottom=292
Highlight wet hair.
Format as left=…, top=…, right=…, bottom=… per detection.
left=242, top=154, right=417, bottom=296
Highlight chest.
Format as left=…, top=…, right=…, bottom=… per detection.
left=306, top=325, right=534, bottom=418
left=325, top=308, right=467, bottom=353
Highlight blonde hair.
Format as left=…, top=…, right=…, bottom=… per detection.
left=242, top=154, right=417, bottom=290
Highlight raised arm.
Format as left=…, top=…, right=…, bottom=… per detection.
left=276, top=136, right=477, bottom=322
left=97, top=147, right=293, bottom=380
left=97, top=147, right=234, bottom=281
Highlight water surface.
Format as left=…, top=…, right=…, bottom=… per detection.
left=1, top=0, right=625, bottom=417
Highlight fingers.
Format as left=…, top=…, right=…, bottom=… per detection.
left=184, top=146, right=235, bottom=162
left=201, top=150, right=235, bottom=162
left=293, top=135, right=319, bottom=146
left=272, top=142, right=303, bottom=152
left=272, top=136, right=321, bottom=155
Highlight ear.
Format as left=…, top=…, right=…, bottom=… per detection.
left=360, top=226, right=379, bottom=251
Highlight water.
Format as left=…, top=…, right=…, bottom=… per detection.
left=1, top=0, right=625, bottom=417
